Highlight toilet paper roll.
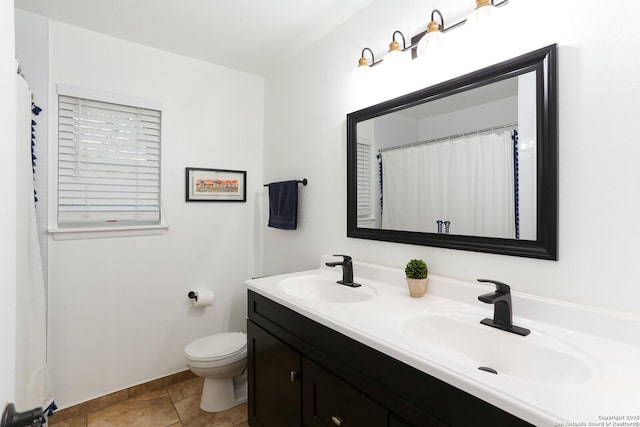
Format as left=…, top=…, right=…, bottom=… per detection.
left=192, top=289, right=215, bottom=307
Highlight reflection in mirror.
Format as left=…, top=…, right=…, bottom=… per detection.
left=347, top=44, right=557, bottom=260
left=357, top=72, right=536, bottom=240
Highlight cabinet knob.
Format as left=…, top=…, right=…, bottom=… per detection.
left=331, top=416, right=344, bottom=426
left=290, top=371, right=299, bottom=383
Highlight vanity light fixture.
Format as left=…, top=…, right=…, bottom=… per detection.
left=417, top=9, right=445, bottom=59
left=351, top=0, right=509, bottom=78
left=383, top=31, right=411, bottom=68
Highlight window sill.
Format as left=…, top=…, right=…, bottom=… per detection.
left=49, top=224, right=168, bottom=241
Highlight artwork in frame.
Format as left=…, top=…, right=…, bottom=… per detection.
left=185, top=168, right=247, bottom=202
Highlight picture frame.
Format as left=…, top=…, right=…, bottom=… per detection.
left=185, top=167, right=247, bottom=202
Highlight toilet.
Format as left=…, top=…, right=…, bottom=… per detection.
left=184, top=332, right=248, bottom=412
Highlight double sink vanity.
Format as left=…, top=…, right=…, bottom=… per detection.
left=246, top=42, right=639, bottom=427
left=246, top=256, right=640, bottom=427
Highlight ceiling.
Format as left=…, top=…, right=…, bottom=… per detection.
left=14, top=0, right=378, bottom=76
left=397, top=75, right=520, bottom=120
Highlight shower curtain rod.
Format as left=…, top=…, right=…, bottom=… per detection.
left=378, top=122, right=518, bottom=153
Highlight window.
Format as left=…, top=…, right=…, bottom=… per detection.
left=56, top=88, right=162, bottom=230
left=356, top=141, right=373, bottom=221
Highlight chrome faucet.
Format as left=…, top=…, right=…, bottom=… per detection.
left=325, top=255, right=361, bottom=288
left=477, top=279, right=530, bottom=336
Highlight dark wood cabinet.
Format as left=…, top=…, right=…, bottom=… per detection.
left=247, top=290, right=533, bottom=427
left=303, top=357, right=387, bottom=427
left=388, top=414, right=414, bottom=427
left=248, top=321, right=301, bottom=427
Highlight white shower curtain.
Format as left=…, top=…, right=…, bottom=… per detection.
left=381, top=129, right=515, bottom=238
left=15, top=73, right=54, bottom=415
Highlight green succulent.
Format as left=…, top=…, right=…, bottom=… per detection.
left=405, top=259, right=428, bottom=279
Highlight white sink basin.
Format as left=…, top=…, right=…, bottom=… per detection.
left=401, top=313, right=594, bottom=385
left=277, top=275, right=376, bottom=303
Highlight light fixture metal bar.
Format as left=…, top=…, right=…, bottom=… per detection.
left=362, top=0, right=509, bottom=67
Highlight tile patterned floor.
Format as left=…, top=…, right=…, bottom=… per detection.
left=47, top=377, right=248, bottom=427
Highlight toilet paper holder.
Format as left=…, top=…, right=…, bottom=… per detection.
left=187, top=289, right=215, bottom=306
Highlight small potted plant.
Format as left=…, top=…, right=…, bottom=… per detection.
left=405, top=259, right=429, bottom=298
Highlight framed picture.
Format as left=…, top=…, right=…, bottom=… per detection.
left=185, top=168, right=247, bottom=202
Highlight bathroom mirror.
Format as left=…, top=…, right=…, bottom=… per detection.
left=346, top=44, right=557, bottom=260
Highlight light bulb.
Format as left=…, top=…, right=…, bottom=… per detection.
left=464, top=0, right=504, bottom=69
left=382, top=38, right=411, bottom=73
left=351, top=54, right=376, bottom=108
left=417, top=20, right=445, bottom=59
left=351, top=56, right=371, bottom=81
left=466, top=0, right=500, bottom=27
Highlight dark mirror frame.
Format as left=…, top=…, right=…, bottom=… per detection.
left=346, top=44, right=557, bottom=260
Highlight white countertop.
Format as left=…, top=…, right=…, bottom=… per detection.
left=245, top=257, right=640, bottom=427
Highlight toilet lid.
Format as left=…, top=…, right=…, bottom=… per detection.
left=185, top=332, right=246, bottom=362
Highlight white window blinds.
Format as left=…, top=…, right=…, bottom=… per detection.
left=57, top=94, right=161, bottom=227
left=356, top=142, right=372, bottom=219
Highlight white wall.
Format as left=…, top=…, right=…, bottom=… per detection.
left=1, top=0, right=17, bottom=407
left=373, top=113, right=419, bottom=149
left=417, top=97, right=517, bottom=140
left=29, top=20, right=264, bottom=408
left=263, top=0, right=640, bottom=315
left=518, top=72, right=537, bottom=240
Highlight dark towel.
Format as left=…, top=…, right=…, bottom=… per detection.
left=268, top=180, right=298, bottom=230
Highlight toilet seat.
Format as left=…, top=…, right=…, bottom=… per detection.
left=185, top=332, right=246, bottom=363
left=184, top=331, right=248, bottom=412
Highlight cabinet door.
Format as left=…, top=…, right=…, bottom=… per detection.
left=248, top=321, right=302, bottom=427
left=303, top=358, right=387, bottom=427
left=388, top=414, right=417, bottom=427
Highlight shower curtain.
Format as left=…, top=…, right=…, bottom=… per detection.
left=15, top=72, right=55, bottom=417
left=381, top=129, right=516, bottom=238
